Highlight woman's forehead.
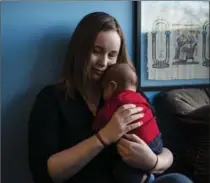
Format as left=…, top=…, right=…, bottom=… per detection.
left=94, top=30, right=121, bottom=52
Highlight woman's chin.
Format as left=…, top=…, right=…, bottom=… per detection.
left=91, top=73, right=102, bottom=82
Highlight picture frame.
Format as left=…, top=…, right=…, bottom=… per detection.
left=133, top=1, right=210, bottom=91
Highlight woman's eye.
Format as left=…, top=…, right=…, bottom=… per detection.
left=109, top=53, right=117, bottom=58
left=93, top=49, right=101, bottom=54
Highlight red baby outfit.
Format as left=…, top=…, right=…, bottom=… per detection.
left=92, top=90, right=160, bottom=144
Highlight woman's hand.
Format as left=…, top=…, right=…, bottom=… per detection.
left=117, top=134, right=157, bottom=170
left=99, top=104, right=144, bottom=145
left=117, top=134, right=173, bottom=173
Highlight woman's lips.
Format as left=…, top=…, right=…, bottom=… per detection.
left=93, top=68, right=105, bottom=74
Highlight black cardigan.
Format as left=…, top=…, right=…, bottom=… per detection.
left=28, top=85, right=115, bottom=183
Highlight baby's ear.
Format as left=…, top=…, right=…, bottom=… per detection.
left=110, top=81, right=117, bottom=91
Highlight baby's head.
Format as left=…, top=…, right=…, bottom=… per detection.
left=102, top=63, right=138, bottom=100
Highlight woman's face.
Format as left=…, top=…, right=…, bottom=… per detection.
left=90, top=30, right=121, bottom=81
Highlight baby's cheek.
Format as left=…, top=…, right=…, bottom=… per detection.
left=103, top=89, right=109, bottom=100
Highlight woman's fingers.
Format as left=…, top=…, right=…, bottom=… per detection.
left=118, top=137, right=130, bottom=148
left=121, top=107, right=143, bottom=117
left=124, top=134, right=145, bottom=144
left=117, top=141, right=128, bottom=156
left=116, top=104, right=136, bottom=114
left=125, top=122, right=143, bottom=133
left=125, top=113, right=144, bottom=125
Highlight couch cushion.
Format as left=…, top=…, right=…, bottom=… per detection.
left=178, top=105, right=210, bottom=124
left=162, top=89, right=210, bottom=116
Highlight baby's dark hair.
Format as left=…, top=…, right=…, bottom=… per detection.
left=102, top=63, right=138, bottom=92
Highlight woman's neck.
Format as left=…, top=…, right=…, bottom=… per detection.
left=83, top=81, right=102, bottom=116
left=88, top=88, right=101, bottom=105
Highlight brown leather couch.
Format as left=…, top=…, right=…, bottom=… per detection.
left=153, top=88, right=210, bottom=183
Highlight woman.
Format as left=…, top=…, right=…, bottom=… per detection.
left=28, top=12, right=193, bottom=183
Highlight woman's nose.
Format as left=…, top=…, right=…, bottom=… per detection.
left=98, top=54, right=108, bottom=67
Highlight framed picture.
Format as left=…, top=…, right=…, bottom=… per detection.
left=133, top=1, right=210, bottom=91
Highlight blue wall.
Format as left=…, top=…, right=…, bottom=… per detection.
left=1, top=2, right=133, bottom=183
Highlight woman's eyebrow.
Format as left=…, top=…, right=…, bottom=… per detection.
left=94, top=45, right=119, bottom=53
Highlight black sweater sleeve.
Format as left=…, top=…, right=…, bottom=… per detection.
left=28, top=86, right=60, bottom=183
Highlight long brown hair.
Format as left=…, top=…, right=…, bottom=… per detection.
left=60, top=12, right=132, bottom=99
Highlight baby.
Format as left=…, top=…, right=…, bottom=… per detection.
left=92, top=63, right=163, bottom=183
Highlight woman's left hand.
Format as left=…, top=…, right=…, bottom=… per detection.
left=117, top=134, right=157, bottom=170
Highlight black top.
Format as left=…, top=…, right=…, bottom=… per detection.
left=28, top=85, right=116, bottom=183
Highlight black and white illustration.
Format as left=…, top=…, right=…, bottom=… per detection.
left=172, top=25, right=200, bottom=65
left=151, top=19, right=171, bottom=69
left=142, top=1, right=209, bottom=80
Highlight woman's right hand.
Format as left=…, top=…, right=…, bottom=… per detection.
left=99, top=104, right=144, bottom=145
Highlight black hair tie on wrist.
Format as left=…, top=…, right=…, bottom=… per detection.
left=147, top=155, right=159, bottom=173
left=95, top=132, right=108, bottom=147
